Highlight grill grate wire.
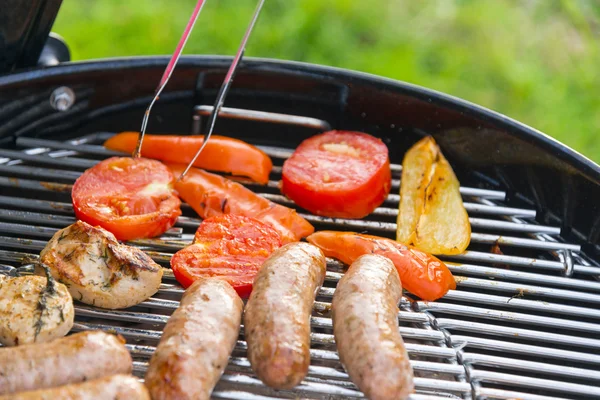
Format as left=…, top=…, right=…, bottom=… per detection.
left=0, top=121, right=599, bottom=400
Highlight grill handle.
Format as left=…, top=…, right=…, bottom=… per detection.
left=192, top=105, right=332, bottom=134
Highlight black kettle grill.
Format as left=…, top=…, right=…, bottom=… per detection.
left=1, top=2, right=599, bottom=399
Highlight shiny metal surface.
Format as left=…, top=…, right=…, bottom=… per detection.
left=177, top=0, right=266, bottom=180
left=134, top=0, right=207, bottom=158
left=0, top=121, right=599, bottom=399
left=192, top=105, right=333, bottom=133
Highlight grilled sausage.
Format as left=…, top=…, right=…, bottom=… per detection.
left=244, top=242, right=326, bottom=389
left=145, top=278, right=243, bottom=400
left=0, top=330, right=132, bottom=395
left=332, top=254, right=414, bottom=400
left=0, top=374, right=150, bottom=400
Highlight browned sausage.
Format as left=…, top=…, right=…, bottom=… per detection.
left=244, top=242, right=326, bottom=389
left=0, top=330, right=132, bottom=395
left=145, top=278, right=243, bottom=400
left=0, top=374, right=149, bottom=400
left=332, top=254, right=414, bottom=400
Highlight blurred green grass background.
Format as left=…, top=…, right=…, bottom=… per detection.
left=53, top=0, right=600, bottom=163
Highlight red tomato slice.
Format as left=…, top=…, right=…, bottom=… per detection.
left=281, top=130, right=391, bottom=219
left=72, top=157, right=181, bottom=241
left=171, top=214, right=282, bottom=298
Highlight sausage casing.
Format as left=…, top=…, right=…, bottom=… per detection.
left=332, top=254, right=414, bottom=400
left=244, top=242, right=326, bottom=389
left=0, top=374, right=149, bottom=400
left=0, top=330, right=132, bottom=395
left=145, top=278, right=243, bottom=400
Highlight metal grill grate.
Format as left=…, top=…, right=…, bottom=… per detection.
left=1, top=115, right=599, bottom=399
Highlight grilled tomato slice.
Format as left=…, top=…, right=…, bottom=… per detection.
left=171, top=214, right=282, bottom=298
left=281, top=130, right=391, bottom=219
left=72, top=157, right=181, bottom=241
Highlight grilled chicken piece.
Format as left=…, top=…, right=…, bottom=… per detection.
left=39, top=221, right=163, bottom=309
left=0, top=273, right=74, bottom=346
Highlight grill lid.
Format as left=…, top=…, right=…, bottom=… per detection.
left=0, top=0, right=65, bottom=74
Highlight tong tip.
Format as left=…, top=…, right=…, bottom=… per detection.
left=177, top=0, right=265, bottom=181
left=132, top=0, right=207, bottom=159
left=132, top=109, right=151, bottom=158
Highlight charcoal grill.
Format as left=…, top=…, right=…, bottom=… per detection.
left=1, top=4, right=600, bottom=400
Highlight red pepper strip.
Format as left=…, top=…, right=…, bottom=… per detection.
left=105, top=132, right=273, bottom=184
left=306, top=230, right=456, bottom=301
left=167, top=163, right=314, bottom=244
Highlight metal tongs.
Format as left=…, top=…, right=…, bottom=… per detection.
left=132, top=0, right=266, bottom=182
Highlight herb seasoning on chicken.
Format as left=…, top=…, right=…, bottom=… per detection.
left=0, top=269, right=74, bottom=347
left=39, top=221, right=163, bottom=309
